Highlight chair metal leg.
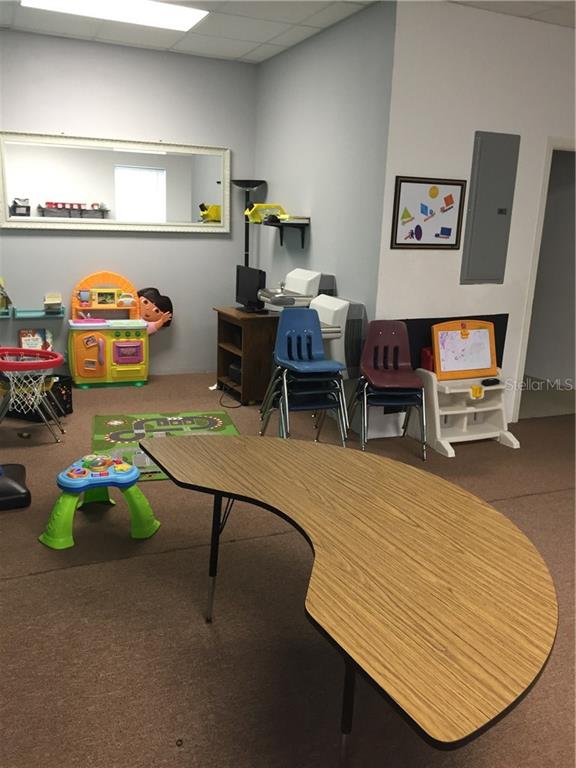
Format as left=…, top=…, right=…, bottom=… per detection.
left=402, top=407, right=411, bottom=437
left=278, top=396, right=288, bottom=438
left=361, top=383, right=369, bottom=451
left=259, top=367, right=281, bottom=417
left=338, top=377, right=349, bottom=433
left=336, top=406, right=347, bottom=448
left=281, top=369, right=291, bottom=437
left=419, top=398, right=427, bottom=461
left=259, top=405, right=274, bottom=436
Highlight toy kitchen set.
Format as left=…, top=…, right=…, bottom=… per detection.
left=68, top=271, right=148, bottom=387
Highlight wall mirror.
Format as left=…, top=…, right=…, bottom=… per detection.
left=0, top=132, right=230, bottom=233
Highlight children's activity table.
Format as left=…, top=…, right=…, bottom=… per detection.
left=139, top=435, right=557, bottom=752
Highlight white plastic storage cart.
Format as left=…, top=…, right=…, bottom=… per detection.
left=414, top=368, right=519, bottom=458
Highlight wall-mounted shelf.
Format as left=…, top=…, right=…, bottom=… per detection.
left=9, top=308, right=66, bottom=320
left=263, top=218, right=310, bottom=248
left=36, top=206, right=109, bottom=219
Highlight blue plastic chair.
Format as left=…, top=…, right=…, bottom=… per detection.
left=259, top=308, right=348, bottom=445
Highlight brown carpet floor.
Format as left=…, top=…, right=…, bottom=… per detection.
left=0, top=374, right=574, bottom=768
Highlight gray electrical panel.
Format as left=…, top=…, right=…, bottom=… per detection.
left=460, top=131, right=520, bottom=284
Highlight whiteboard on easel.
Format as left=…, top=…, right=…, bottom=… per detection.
left=432, top=320, right=497, bottom=380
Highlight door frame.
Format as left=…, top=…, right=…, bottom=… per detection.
left=513, top=136, right=575, bottom=422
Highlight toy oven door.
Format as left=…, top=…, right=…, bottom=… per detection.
left=112, top=340, right=144, bottom=366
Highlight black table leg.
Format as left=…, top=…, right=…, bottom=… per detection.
left=206, top=493, right=222, bottom=623
left=339, top=658, right=356, bottom=766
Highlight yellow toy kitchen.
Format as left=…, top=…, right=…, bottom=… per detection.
left=68, top=271, right=148, bottom=387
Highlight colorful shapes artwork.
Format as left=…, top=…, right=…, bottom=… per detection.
left=420, top=203, right=435, bottom=221
left=400, top=207, right=414, bottom=225
left=391, top=177, right=466, bottom=249
left=405, top=225, right=423, bottom=241
left=440, top=193, right=455, bottom=213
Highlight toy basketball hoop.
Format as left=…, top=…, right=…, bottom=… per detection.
left=0, top=347, right=65, bottom=441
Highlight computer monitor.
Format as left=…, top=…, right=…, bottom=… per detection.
left=235, top=265, right=266, bottom=312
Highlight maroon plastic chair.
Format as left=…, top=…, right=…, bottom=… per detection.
left=349, top=320, right=426, bottom=458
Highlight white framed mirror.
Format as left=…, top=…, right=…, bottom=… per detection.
left=0, top=131, right=230, bottom=233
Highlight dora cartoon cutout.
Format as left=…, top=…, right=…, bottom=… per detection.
left=137, top=287, right=173, bottom=335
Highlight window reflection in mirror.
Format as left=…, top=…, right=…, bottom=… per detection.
left=0, top=133, right=230, bottom=233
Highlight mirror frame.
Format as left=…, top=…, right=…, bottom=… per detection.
left=0, top=131, right=230, bottom=233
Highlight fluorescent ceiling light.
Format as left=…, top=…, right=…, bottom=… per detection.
left=20, top=0, right=209, bottom=32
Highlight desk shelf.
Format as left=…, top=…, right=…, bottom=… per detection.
left=214, top=307, right=278, bottom=404
left=218, top=341, right=242, bottom=358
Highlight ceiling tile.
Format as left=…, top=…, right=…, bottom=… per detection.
left=171, top=31, right=257, bottom=56
left=157, top=0, right=226, bottom=9
left=0, top=1, right=16, bottom=28
left=240, top=42, right=286, bottom=61
left=302, top=2, right=366, bottom=28
left=269, top=24, right=319, bottom=46
left=222, top=2, right=330, bottom=24
left=192, top=11, right=290, bottom=40
left=530, top=5, right=575, bottom=27
left=452, top=0, right=575, bottom=26
left=454, top=1, right=550, bottom=17
left=12, top=5, right=101, bottom=37
left=95, top=22, right=185, bottom=49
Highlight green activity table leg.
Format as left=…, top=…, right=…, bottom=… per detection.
left=122, top=485, right=161, bottom=540
left=38, top=491, right=80, bottom=550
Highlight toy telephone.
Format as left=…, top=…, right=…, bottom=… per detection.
left=244, top=203, right=288, bottom=224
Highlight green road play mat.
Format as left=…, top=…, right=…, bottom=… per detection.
left=92, top=411, right=239, bottom=481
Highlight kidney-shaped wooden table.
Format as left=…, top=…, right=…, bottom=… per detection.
left=140, top=435, right=558, bottom=751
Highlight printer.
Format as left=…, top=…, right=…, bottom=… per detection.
left=258, top=269, right=366, bottom=378
left=258, top=268, right=336, bottom=308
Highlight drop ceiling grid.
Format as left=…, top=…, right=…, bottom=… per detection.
left=0, top=1, right=573, bottom=64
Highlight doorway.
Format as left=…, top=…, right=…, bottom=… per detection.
left=520, top=150, right=575, bottom=419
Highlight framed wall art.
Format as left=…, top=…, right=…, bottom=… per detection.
left=390, top=176, right=466, bottom=249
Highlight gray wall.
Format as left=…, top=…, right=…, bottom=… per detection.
left=525, top=150, right=575, bottom=383
left=252, top=2, right=396, bottom=318
left=0, top=6, right=397, bottom=372
left=0, top=30, right=258, bottom=374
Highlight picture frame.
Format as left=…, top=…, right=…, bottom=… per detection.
left=390, top=176, right=466, bottom=249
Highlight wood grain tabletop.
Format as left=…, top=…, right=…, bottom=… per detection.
left=140, top=435, right=558, bottom=744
